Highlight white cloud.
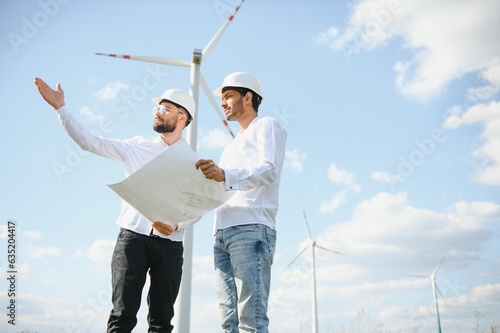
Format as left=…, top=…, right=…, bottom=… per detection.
left=371, top=170, right=403, bottom=184
left=318, top=0, right=500, bottom=101
left=0, top=224, right=7, bottom=239
left=4, top=291, right=111, bottom=332
left=29, top=246, right=61, bottom=259
left=320, top=163, right=361, bottom=213
left=314, top=26, right=339, bottom=44
left=1, top=263, right=30, bottom=281
left=79, top=106, right=105, bottom=123
left=87, top=239, right=115, bottom=263
left=23, top=230, right=41, bottom=239
left=189, top=255, right=220, bottom=333
left=191, top=255, right=216, bottom=296
left=95, top=81, right=128, bottom=101
left=320, top=190, right=348, bottom=213
left=443, top=105, right=464, bottom=129
left=467, top=85, right=500, bottom=102
left=467, top=62, right=500, bottom=101
left=444, top=100, right=500, bottom=185
left=318, top=192, right=499, bottom=266
left=197, top=127, right=233, bottom=150
left=451, top=201, right=500, bottom=223
left=4, top=228, right=41, bottom=240
left=284, top=148, right=306, bottom=174
left=327, top=163, right=354, bottom=185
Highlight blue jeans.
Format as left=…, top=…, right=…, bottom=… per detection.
left=107, top=228, right=183, bottom=333
left=214, top=224, right=276, bottom=333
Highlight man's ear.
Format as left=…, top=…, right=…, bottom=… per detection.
left=245, top=91, right=253, bottom=105
left=178, top=112, right=188, bottom=127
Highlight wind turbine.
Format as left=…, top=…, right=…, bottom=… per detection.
left=286, top=209, right=347, bottom=333
left=410, top=257, right=445, bottom=333
left=95, top=2, right=244, bottom=332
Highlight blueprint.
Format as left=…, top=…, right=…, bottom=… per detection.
left=107, top=139, right=233, bottom=223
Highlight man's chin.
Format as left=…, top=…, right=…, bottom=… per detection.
left=153, top=125, right=165, bottom=133
left=154, top=124, right=175, bottom=134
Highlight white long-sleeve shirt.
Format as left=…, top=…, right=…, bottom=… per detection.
left=215, top=116, right=287, bottom=231
left=56, top=105, right=199, bottom=241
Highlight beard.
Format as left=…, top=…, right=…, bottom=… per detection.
left=153, top=119, right=177, bottom=133
left=226, top=97, right=244, bottom=121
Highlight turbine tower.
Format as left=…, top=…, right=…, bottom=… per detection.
left=410, top=257, right=445, bottom=333
left=286, top=209, right=347, bottom=333
left=95, top=3, right=244, bottom=332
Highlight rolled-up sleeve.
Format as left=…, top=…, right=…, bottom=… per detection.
left=176, top=216, right=201, bottom=231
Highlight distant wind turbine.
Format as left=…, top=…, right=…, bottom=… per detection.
left=286, top=209, right=347, bottom=333
left=410, top=256, right=445, bottom=333
left=95, top=2, right=244, bottom=332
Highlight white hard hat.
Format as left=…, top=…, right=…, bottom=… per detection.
left=151, top=89, right=196, bottom=119
left=213, top=72, right=263, bottom=99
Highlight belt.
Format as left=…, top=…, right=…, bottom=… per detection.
left=149, top=228, right=160, bottom=238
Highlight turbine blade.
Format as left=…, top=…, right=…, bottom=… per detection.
left=285, top=246, right=309, bottom=270
left=202, top=0, right=244, bottom=60
left=302, top=208, right=313, bottom=240
left=409, top=274, right=428, bottom=278
left=95, top=53, right=190, bottom=67
left=315, top=244, right=348, bottom=257
left=432, top=256, right=445, bottom=277
left=199, top=72, right=235, bottom=138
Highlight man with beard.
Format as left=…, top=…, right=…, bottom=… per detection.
left=195, top=72, right=287, bottom=332
left=34, top=77, right=199, bottom=333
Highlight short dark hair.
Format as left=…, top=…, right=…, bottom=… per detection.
left=159, top=99, right=193, bottom=127
left=222, top=86, right=262, bottom=112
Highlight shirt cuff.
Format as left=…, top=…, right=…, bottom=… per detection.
left=56, top=104, right=69, bottom=116
left=176, top=216, right=201, bottom=231
left=223, top=169, right=240, bottom=191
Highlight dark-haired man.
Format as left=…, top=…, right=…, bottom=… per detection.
left=196, top=72, right=287, bottom=332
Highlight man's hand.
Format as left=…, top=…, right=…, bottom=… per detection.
left=196, top=159, right=225, bottom=182
left=34, top=77, right=65, bottom=110
left=152, top=221, right=178, bottom=236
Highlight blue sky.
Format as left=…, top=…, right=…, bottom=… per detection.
left=1, top=0, right=499, bottom=332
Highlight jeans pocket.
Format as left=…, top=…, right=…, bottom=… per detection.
left=112, top=228, right=142, bottom=263
left=233, top=224, right=259, bottom=232
left=264, top=227, right=277, bottom=265
left=117, top=228, right=141, bottom=240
